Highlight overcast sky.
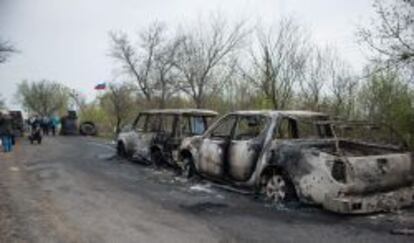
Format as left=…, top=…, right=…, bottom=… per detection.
left=0, top=0, right=374, bottom=108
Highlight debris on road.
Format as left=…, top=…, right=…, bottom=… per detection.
left=190, top=184, right=214, bottom=194
left=9, top=166, right=19, bottom=172
left=390, top=228, right=414, bottom=236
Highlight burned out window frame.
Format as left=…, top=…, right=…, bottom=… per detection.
left=206, top=114, right=237, bottom=140
left=274, top=117, right=298, bottom=139
left=145, top=114, right=162, bottom=132
left=190, top=116, right=208, bottom=135
left=232, top=115, right=269, bottom=141
left=132, top=114, right=147, bottom=132
left=181, top=115, right=209, bottom=136
left=274, top=115, right=333, bottom=140
left=159, top=114, right=178, bottom=136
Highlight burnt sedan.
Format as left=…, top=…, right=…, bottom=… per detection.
left=179, top=110, right=414, bottom=214
left=117, top=109, right=217, bottom=168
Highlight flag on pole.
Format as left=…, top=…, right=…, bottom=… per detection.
left=94, top=82, right=106, bottom=90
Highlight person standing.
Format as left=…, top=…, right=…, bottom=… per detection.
left=0, top=111, right=13, bottom=152
left=50, top=115, right=60, bottom=136
left=41, top=116, right=50, bottom=136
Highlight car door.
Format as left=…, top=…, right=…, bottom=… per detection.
left=228, top=115, right=268, bottom=181
left=124, top=114, right=147, bottom=154
left=157, top=114, right=178, bottom=158
left=198, top=115, right=237, bottom=178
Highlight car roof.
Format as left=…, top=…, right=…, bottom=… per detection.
left=228, top=110, right=328, bottom=118
left=139, top=109, right=218, bottom=117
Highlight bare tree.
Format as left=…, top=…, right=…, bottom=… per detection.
left=357, top=0, right=414, bottom=74
left=68, top=89, right=87, bottom=112
left=0, top=39, right=15, bottom=64
left=326, top=53, right=358, bottom=119
left=151, top=35, right=181, bottom=108
left=100, top=83, right=135, bottom=134
left=243, top=18, right=309, bottom=110
left=173, top=16, right=248, bottom=108
left=109, top=22, right=165, bottom=102
left=16, top=80, right=70, bottom=116
left=299, top=47, right=328, bottom=111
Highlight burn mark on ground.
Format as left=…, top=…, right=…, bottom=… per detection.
left=180, top=202, right=229, bottom=214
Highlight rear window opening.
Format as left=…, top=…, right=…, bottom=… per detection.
left=181, top=116, right=208, bottom=136
left=275, top=117, right=333, bottom=140
left=233, top=116, right=267, bottom=140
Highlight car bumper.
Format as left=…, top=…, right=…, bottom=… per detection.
left=323, top=185, right=414, bottom=214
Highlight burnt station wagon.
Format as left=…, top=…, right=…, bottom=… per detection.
left=179, top=110, right=414, bottom=214
left=117, top=109, right=218, bottom=168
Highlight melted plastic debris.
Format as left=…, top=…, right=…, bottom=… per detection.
left=190, top=184, right=214, bottom=194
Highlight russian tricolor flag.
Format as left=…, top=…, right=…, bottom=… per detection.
left=94, top=82, right=106, bottom=90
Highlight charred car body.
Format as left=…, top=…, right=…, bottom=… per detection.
left=117, top=109, right=218, bottom=167
left=179, top=110, right=414, bottom=214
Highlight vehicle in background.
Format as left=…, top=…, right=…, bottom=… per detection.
left=60, top=110, right=78, bottom=135
left=9, top=110, right=24, bottom=137
left=179, top=110, right=414, bottom=214
left=117, top=109, right=218, bottom=168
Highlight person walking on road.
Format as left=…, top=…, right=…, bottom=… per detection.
left=50, top=115, right=60, bottom=136
left=41, top=116, right=50, bottom=136
left=0, top=111, right=14, bottom=153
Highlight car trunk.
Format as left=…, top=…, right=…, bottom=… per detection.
left=322, top=139, right=413, bottom=195
left=341, top=152, right=413, bottom=194
left=291, top=139, right=414, bottom=194
left=337, top=139, right=404, bottom=156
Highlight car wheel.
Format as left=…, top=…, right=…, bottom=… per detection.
left=79, top=122, right=97, bottom=136
left=151, top=150, right=164, bottom=168
left=117, top=142, right=127, bottom=158
left=264, top=173, right=295, bottom=203
left=182, top=157, right=195, bottom=178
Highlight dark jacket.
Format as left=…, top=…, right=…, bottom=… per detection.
left=0, top=117, right=13, bottom=136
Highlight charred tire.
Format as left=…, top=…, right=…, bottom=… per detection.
left=79, top=122, right=97, bottom=136
left=117, top=142, right=127, bottom=158
left=182, top=156, right=196, bottom=178
left=262, top=171, right=296, bottom=203
left=150, top=149, right=164, bottom=168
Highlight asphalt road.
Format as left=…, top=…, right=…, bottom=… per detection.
left=0, top=136, right=413, bottom=243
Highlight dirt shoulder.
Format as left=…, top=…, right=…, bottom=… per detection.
left=0, top=180, right=20, bottom=242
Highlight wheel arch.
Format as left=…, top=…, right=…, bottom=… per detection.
left=260, top=165, right=290, bottom=180
left=179, top=149, right=193, bottom=161
left=259, top=164, right=299, bottom=199
left=150, top=144, right=163, bottom=154
left=117, top=139, right=125, bottom=149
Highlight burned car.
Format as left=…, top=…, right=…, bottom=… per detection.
left=179, top=110, right=414, bottom=214
left=117, top=109, right=218, bottom=168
